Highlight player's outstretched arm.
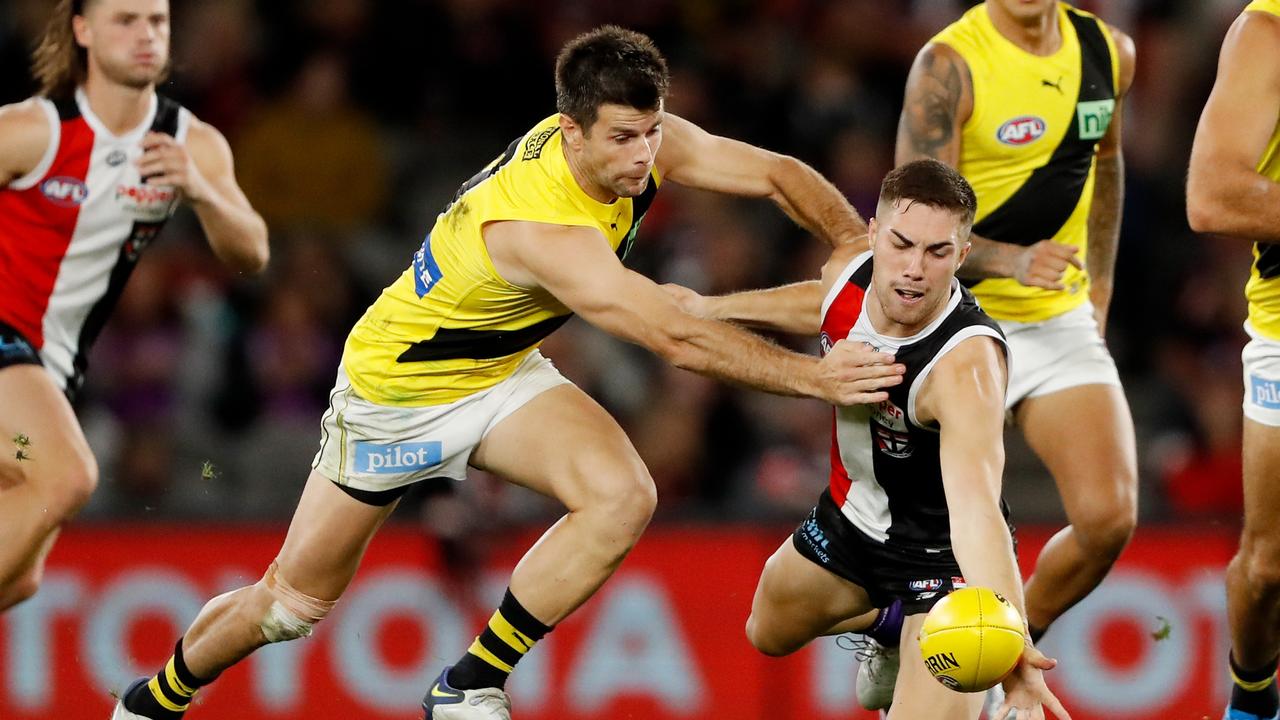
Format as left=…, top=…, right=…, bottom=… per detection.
left=0, top=100, right=54, bottom=186
left=662, top=280, right=823, bottom=335
left=655, top=113, right=868, bottom=249
left=922, top=338, right=1070, bottom=720
left=1086, top=26, right=1136, bottom=336
left=485, top=220, right=903, bottom=405
left=662, top=242, right=864, bottom=335
left=138, top=118, right=269, bottom=274
left=1187, top=10, right=1280, bottom=242
left=896, top=43, right=1080, bottom=290
left=922, top=336, right=1020, bottom=611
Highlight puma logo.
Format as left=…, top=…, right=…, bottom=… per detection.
left=1041, top=76, right=1064, bottom=94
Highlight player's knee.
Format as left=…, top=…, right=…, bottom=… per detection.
left=252, top=562, right=337, bottom=644
left=47, top=456, right=99, bottom=520
left=1, top=571, right=44, bottom=610
left=1239, top=536, right=1280, bottom=598
left=744, top=613, right=791, bottom=657
left=1076, top=491, right=1137, bottom=560
left=577, top=458, right=657, bottom=531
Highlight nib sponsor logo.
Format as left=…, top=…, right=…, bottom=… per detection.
left=354, top=441, right=443, bottom=474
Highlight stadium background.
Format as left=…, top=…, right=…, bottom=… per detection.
left=0, top=0, right=1252, bottom=717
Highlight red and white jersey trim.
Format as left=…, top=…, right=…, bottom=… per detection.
left=9, top=101, right=60, bottom=192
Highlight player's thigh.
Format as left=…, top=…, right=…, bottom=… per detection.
left=0, top=364, right=94, bottom=488
left=470, top=382, right=651, bottom=510
left=750, top=539, right=874, bottom=644
left=1242, top=335, right=1280, bottom=539
left=887, top=613, right=983, bottom=720
left=1015, top=382, right=1137, bottom=518
left=1243, top=418, right=1280, bottom=539
left=273, top=470, right=399, bottom=601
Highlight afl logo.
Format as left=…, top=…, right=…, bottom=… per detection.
left=819, top=332, right=834, bottom=354
left=41, top=176, right=89, bottom=207
left=996, top=116, right=1046, bottom=146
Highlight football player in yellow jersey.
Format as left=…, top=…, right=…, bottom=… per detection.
left=1188, top=3, right=1280, bottom=718
left=109, top=25, right=907, bottom=720
left=847, top=0, right=1138, bottom=712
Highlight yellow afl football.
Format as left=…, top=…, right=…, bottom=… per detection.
left=918, top=587, right=1026, bottom=692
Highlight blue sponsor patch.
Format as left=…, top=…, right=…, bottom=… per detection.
left=413, top=233, right=444, bottom=298
left=354, top=441, right=443, bottom=474
left=1251, top=375, right=1280, bottom=410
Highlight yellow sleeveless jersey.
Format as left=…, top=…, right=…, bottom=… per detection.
left=1245, top=0, right=1280, bottom=340
left=932, top=2, right=1119, bottom=322
left=343, top=115, right=660, bottom=405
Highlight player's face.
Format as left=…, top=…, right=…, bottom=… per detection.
left=988, top=0, right=1057, bottom=25
left=75, top=0, right=171, bottom=90
left=582, top=103, right=663, bottom=199
left=868, top=200, right=971, bottom=335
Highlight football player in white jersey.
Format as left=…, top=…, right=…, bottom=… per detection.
left=0, top=0, right=267, bottom=611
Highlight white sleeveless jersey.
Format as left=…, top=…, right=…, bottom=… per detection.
left=820, top=251, right=1009, bottom=548
left=0, top=89, right=190, bottom=393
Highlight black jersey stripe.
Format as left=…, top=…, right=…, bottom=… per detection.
left=439, top=134, right=526, bottom=218
left=67, top=95, right=183, bottom=400
left=1257, top=243, right=1280, bottom=281
left=396, top=314, right=572, bottom=363
left=52, top=94, right=80, bottom=121
left=617, top=172, right=658, bottom=262
left=971, top=9, right=1115, bottom=248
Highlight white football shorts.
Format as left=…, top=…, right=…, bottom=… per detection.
left=312, top=350, right=571, bottom=493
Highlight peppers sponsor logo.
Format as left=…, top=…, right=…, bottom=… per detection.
left=116, top=183, right=178, bottom=221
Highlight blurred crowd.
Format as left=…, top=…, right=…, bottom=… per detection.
left=0, top=0, right=1256, bottom=529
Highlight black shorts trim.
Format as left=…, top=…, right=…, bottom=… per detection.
left=0, top=321, right=42, bottom=371
left=332, top=481, right=413, bottom=507
left=791, top=489, right=967, bottom=615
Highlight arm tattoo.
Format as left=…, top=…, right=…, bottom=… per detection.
left=1086, top=153, right=1124, bottom=302
left=904, top=50, right=964, bottom=160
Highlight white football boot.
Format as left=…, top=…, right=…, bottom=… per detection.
left=851, top=637, right=900, bottom=710
left=422, top=667, right=513, bottom=720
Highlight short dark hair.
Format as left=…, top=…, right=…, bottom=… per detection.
left=555, top=25, right=669, bottom=131
left=878, top=159, right=978, bottom=227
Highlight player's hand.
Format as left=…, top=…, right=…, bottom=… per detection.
left=1012, top=241, right=1082, bottom=291
left=995, top=645, right=1072, bottom=720
left=815, top=340, right=904, bottom=406
left=661, top=283, right=711, bottom=318
left=136, top=132, right=211, bottom=204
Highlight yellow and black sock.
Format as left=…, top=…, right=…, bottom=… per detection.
left=123, top=638, right=209, bottom=719
left=1229, top=652, right=1279, bottom=718
left=449, top=589, right=552, bottom=690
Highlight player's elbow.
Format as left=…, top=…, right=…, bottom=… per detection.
left=766, top=154, right=805, bottom=199
left=232, top=235, right=271, bottom=275
left=1185, top=186, right=1222, bottom=234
